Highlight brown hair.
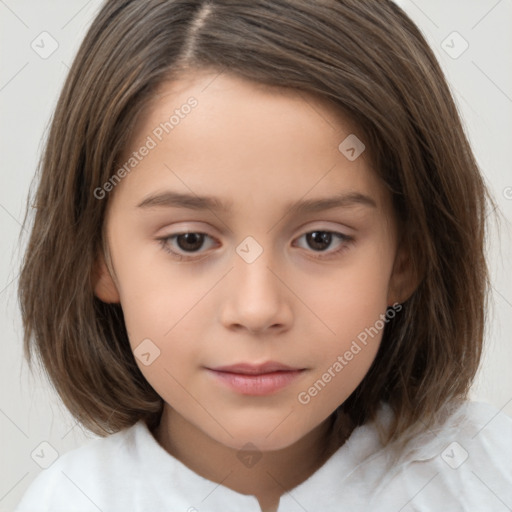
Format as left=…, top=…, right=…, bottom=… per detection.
left=19, top=0, right=495, bottom=442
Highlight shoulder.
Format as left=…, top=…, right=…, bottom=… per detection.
left=279, top=400, right=512, bottom=511
left=372, top=400, right=512, bottom=510
left=14, top=421, right=144, bottom=512
left=419, top=400, right=512, bottom=469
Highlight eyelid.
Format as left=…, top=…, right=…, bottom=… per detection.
left=291, top=220, right=355, bottom=236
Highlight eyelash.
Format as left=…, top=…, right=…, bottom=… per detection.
left=157, top=230, right=354, bottom=262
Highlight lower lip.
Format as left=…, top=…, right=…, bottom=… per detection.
left=207, top=369, right=304, bottom=396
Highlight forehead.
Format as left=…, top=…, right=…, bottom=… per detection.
left=109, top=71, right=391, bottom=219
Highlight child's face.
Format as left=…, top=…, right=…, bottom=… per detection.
left=96, top=70, right=407, bottom=451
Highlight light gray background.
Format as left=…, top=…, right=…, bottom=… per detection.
left=1, top=0, right=511, bottom=509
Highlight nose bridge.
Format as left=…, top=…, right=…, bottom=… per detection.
left=220, top=235, right=292, bottom=332
left=234, top=235, right=281, bottom=301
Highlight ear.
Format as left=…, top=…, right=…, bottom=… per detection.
left=92, top=253, right=120, bottom=304
left=387, top=240, right=421, bottom=306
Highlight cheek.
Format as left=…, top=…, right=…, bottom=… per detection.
left=307, top=245, right=393, bottom=337
left=114, top=262, right=213, bottom=392
left=295, top=302, right=386, bottom=423
left=296, top=245, right=393, bottom=406
left=112, top=242, right=207, bottom=344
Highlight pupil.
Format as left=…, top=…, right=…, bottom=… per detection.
left=307, top=231, right=331, bottom=251
left=177, top=233, right=204, bottom=251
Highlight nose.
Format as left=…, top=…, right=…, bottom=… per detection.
left=219, top=246, right=293, bottom=335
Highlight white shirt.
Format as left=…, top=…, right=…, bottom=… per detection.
left=15, top=400, right=512, bottom=512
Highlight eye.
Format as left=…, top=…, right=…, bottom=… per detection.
left=293, top=230, right=353, bottom=259
left=157, top=230, right=353, bottom=262
left=158, top=232, right=217, bottom=261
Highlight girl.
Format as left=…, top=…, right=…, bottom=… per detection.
left=16, top=0, right=512, bottom=511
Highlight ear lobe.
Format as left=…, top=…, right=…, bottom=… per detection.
left=387, top=242, right=421, bottom=306
left=92, top=254, right=120, bottom=304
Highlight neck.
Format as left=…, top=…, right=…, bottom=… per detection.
left=152, top=406, right=353, bottom=512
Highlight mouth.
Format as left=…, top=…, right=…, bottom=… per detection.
left=205, top=362, right=306, bottom=396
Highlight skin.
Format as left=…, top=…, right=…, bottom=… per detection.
left=94, top=70, right=415, bottom=512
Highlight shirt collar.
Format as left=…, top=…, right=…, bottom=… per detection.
left=129, top=404, right=393, bottom=511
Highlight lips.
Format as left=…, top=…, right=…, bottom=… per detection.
left=210, top=362, right=301, bottom=375
left=206, top=362, right=305, bottom=395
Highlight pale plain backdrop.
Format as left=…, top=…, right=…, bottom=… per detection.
left=1, top=1, right=511, bottom=509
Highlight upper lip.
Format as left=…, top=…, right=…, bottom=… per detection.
left=209, top=362, right=303, bottom=375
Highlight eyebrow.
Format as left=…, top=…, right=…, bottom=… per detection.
left=136, top=190, right=377, bottom=214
